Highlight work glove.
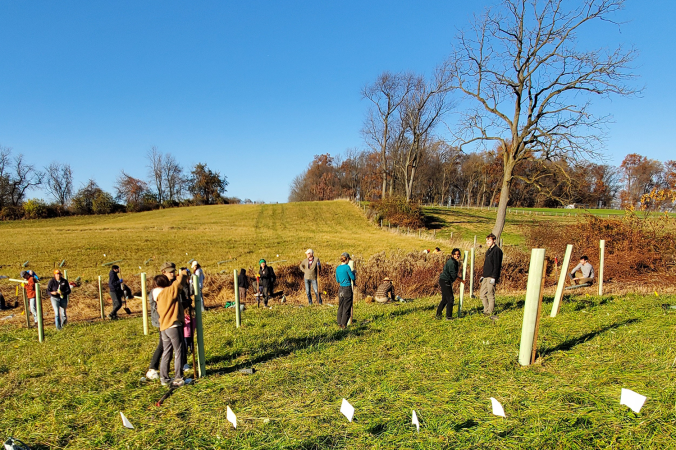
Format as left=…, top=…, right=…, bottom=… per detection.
left=119, top=278, right=123, bottom=283
left=489, top=278, right=495, bottom=285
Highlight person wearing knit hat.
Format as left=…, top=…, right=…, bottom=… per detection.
left=258, top=259, right=276, bottom=307
left=374, top=277, right=395, bottom=303
left=300, top=249, right=322, bottom=305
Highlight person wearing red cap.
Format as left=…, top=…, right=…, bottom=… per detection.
left=47, top=269, right=71, bottom=330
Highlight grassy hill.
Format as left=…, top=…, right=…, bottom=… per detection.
left=0, top=292, right=674, bottom=449
left=0, top=201, right=449, bottom=282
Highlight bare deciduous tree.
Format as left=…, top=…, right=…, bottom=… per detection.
left=362, top=72, right=414, bottom=199
left=163, top=153, right=185, bottom=202
left=447, top=0, right=637, bottom=239
left=0, top=148, right=43, bottom=207
left=147, top=146, right=165, bottom=204
left=45, top=162, right=73, bottom=206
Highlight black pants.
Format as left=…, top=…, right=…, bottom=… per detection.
left=150, top=330, right=163, bottom=370
left=261, top=286, right=271, bottom=306
left=110, top=289, right=123, bottom=316
left=0, top=292, right=6, bottom=309
left=437, top=280, right=454, bottom=318
left=337, top=286, right=353, bottom=327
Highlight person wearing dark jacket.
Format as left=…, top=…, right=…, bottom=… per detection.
left=237, top=269, right=249, bottom=302
left=47, top=269, right=71, bottom=330
left=437, top=248, right=463, bottom=319
left=108, top=265, right=124, bottom=320
left=258, top=260, right=276, bottom=307
left=480, top=233, right=504, bottom=317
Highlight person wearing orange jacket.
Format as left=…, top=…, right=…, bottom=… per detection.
left=22, top=270, right=38, bottom=324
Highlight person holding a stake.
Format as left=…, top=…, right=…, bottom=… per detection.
left=300, top=249, right=322, bottom=305
left=107, top=265, right=124, bottom=320
left=480, top=233, right=503, bottom=318
left=156, top=264, right=190, bottom=387
left=335, top=252, right=355, bottom=329
left=436, top=248, right=463, bottom=319
left=47, top=269, right=71, bottom=330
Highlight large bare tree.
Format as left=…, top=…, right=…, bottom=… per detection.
left=0, top=147, right=43, bottom=207
left=147, top=146, right=165, bottom=204
left=162, top=153, right=185, bottom=202
left=396, top=68, right=452, bottom=201
left=362, top=72, right=414, bottom=199
left=45, top=162, right=73, bottom=207
left=447, top=0, right=636, bottom=239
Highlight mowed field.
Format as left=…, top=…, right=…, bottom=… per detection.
left=0, top=201, right=449, bottom=283
left=0, top=292, right=674, bottom=449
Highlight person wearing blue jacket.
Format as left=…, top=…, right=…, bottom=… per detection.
left=335, top=252, right=356, bottom=329
left=108, top=265, right=124, bottom=320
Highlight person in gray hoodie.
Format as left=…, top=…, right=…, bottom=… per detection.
left=299, top=249, right=322, bottom=305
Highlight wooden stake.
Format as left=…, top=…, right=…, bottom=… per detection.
left=551, top=244, right=573, bottom=317
left=598, top=240, right=605, bottom=296
left=98, top=276, right=104, bottom=319
left=193, top=274, right=207, bottom=378
left=234, top=269, right=241, bottom=328
left=35, top=283, right=44, bottom=343
left=141, top=273, right=149, bottom=335
left=458, top=251, right=468, bottom=317
left=469, top=248, right=475, bottom=299
left=531, top=259, right=547, bottom=364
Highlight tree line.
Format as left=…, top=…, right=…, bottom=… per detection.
left=290, top=0, right=667, bottom=238
left=0, top=145, right=238, bottom=220
left=290, top=149, right=675, bottom=212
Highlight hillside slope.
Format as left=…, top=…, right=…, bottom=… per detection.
left=0, top=201, right=446, bottom=281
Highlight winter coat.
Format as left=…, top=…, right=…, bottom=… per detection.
left=482, top=245, right=504, bottom=282
left=47, top=277, right=71, bottom=299
left=108, top=270, right=123, bottom=292
left=237, top=270, right=249, bottom=290
left=299, top=257, right=321, bottom=280
left=259, top=266, right=276, bottom=288
left=439, top=257, right=459, bottom=284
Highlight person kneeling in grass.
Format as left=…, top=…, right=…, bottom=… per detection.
left=157, top=266, right=190, bottom=387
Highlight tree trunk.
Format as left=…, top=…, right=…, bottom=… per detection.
left=492, top=160, right=516, bottom=240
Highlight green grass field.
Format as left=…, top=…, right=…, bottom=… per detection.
left=1, top=292, right=674, bottom=449
left=0, top=201, right=447, bottom=282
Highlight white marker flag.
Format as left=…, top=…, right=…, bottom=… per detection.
left=227, top=405, right=237, bottom=428
left=490, top=397, right=506, bottom=417
left=340, top=398, right=355, bottom=422
left=411, top=410, right=420, bottom=432
left=620, top=388, right=647, bottom=413
left=120, top=412, right=134, bottom=429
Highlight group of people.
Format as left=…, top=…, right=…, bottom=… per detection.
left=436, top=233, right=504, bottom=320
left=18, top=269, right=71, bottom=330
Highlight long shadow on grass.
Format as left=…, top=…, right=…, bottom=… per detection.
left=207, top=303, right=431, bottom=376
left=540, top=318, right=640, bottom=356
left=207, top=323, right=377, bottom=376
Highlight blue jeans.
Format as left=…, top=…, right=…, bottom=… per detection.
left=50, top=296, right=68, bottom=329
left=304, top=279, right=322, bottom=305
left=29, top=297, right=38, bottom=323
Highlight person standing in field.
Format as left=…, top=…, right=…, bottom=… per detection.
left=22, top=271, right=38, bottom=323
left=107, top=265, right=124, bottom=320
left=258, top=260, right=276, bottom=307
left=146, top=274, right=170, bottom=381
left=156, top=266, right=190, bottom=387
left=480, top=233, right=503, bottom=318
left=47, top=269, right=71, bottom=330
left=237, top=269, right=249, bottom=302
left=300, top=249, right=322, bottom=305
left=335, top=252, right=355, bottom=329
left=436, top=248, right=463, bottom=319
left=569, top=255, right=595, bottom=285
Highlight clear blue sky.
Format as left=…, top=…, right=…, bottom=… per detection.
left=1, top=1, right=673, bottom=203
